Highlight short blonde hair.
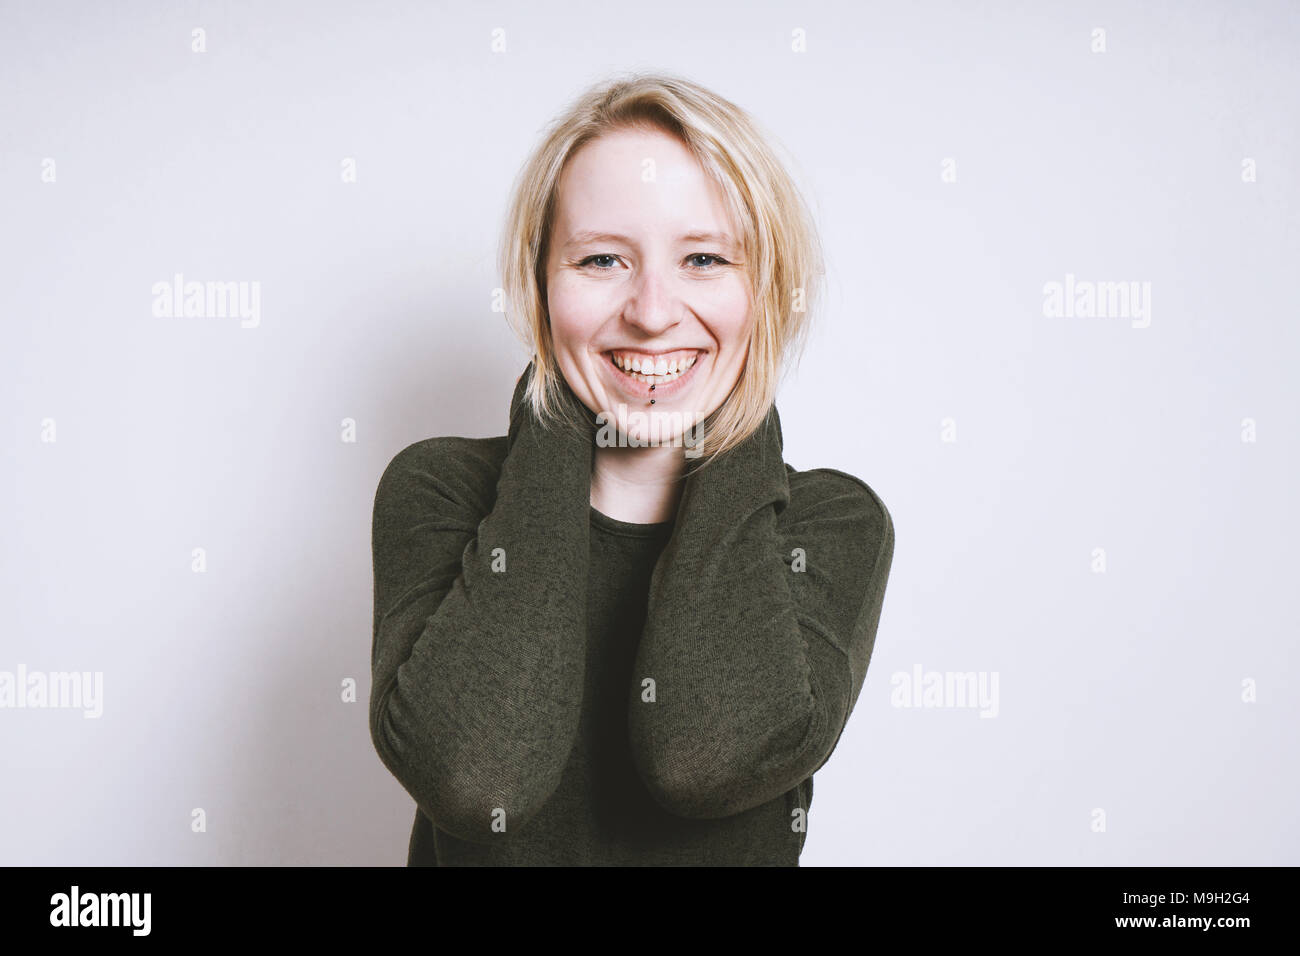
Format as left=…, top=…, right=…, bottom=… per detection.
left=497, top=69, right=825, bottom=461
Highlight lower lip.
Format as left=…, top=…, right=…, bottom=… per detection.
left=602, top=351, right=703, bottom=401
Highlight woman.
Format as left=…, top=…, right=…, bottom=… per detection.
left=369, top=71, right=895, bottom=866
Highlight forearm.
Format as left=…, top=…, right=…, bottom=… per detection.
left=627, top=409, right=882, bottom=819
left=371, top=372, right=594, bottom=841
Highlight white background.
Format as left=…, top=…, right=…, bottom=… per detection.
left=2, top=0, right=1296, bottom=865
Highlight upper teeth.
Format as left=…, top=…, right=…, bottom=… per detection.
left=611, top=352, right=697, bottom=382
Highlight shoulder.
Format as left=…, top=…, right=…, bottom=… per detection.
left=782, top=465, right=895, bottom=566
left=374, top=435, right=507, bottom=522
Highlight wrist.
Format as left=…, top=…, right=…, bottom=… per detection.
left=683, top=404, right=790, bottom=513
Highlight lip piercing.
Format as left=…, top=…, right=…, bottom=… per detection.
left=649, top=384, right=655, bottom=405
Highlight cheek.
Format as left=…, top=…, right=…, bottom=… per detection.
left=547, top=286, right=604, bottom=355
left=713, top=292, right=752, bottom=359
left=704, top=280, right=751, bottom=339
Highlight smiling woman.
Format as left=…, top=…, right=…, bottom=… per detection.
left=541, top=126, right=753, bottom=484
left=368, top=70, right=895, bottom=866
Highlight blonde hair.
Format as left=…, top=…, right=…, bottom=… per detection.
left=497, top=69, right=825, bottom=462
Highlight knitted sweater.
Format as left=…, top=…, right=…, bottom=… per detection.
left=369, top=364, right=894, bottom=865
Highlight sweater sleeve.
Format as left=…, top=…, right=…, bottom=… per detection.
left=369, top=363, right=594, bottom=843
left=626, top=404, right=895, bottom=819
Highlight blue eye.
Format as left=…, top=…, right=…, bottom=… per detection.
left=576, top=253, right=730, bottom=271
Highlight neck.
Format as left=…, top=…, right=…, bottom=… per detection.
left=590, top=442, right=689, bottom=524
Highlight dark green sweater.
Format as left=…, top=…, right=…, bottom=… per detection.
left=369, top=364, right=894, bottom=865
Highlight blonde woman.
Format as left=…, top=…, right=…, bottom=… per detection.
left=370, top=71, right=894, bottom=866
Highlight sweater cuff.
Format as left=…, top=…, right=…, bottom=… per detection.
left=503, top=362, right=594, bottom=501
left=681, top=403, right=791, bottom=517
left=507, top=361, right=598, bottom=453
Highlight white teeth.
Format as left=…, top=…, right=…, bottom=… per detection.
left=610, top=351, right=699, bottom=384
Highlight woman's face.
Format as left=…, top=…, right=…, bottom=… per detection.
left=544, top=126, right=751, bottom=446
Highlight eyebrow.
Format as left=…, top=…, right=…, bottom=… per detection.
left=561, top=229, right=738, bottom=249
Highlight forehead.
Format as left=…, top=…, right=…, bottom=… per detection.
left=552, top=127, right=736, bottom=243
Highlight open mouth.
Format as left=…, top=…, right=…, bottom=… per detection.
left=603, top=349, right=703, bottom=399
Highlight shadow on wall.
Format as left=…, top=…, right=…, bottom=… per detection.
left=222, top=299, right=527, bottom=864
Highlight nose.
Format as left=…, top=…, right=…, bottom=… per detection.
left=621, top=262, right=682, bottom=336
